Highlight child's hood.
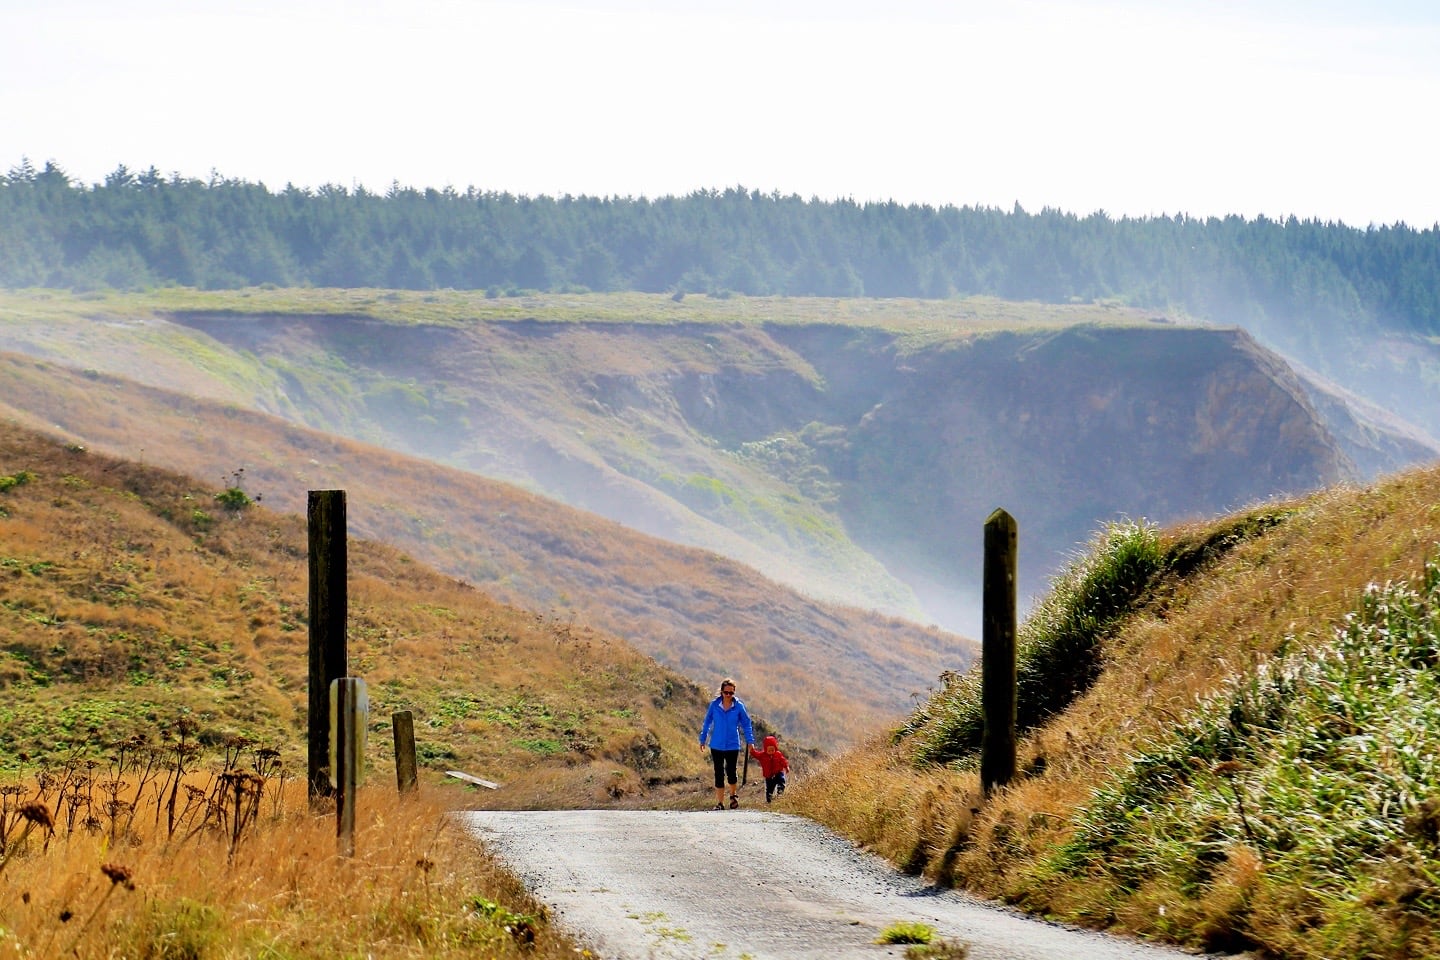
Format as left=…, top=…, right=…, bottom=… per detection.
left=763, top=735, right=779, bottom=751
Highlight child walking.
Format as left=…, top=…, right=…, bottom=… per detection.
left=749, top=735, right=790, bottom=803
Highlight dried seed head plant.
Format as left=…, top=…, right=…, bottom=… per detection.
left=0, top=753, right=584, bottom=959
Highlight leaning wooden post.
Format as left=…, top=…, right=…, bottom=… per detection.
left=981, top=508, right=1018, bottom=797
left=308, top=490, right=348, bottom=806
left=393, top=711, right=418, bottom=794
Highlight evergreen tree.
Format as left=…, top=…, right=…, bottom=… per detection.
left=1, top=155, right=1438, bottom=344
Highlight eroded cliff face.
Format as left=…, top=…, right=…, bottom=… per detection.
left=767, top=325, right=1356, bottom=626
left=166, top=311, right=1391, bottom=636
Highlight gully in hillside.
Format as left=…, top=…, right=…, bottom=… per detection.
left=699, top=677, right=755, bottom=809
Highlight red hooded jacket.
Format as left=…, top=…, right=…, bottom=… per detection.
left=749, top=736, right=789, bottom=778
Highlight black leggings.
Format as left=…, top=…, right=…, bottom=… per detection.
left=710, top=748, right=740, bottom=789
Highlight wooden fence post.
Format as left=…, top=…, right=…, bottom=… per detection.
left=308, top=490, right=348, bottom=806
left=981, top=508, right=1018, bottom=797
left=393, top=711, right=418, bottom=794
left=331, top=677, right=368, bottom=856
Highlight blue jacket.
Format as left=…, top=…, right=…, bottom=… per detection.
left=699, top=696, right=755, bottom=751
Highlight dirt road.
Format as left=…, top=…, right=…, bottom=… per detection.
left=462, top=809, right=1217, bottom=960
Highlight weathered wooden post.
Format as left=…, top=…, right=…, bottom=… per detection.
left=308, top=490, right=348, bottom=806
left=981, top=508, right=1018, bottom=797
left=393, top=710, right=418, bottom=794
left=331, top=677, right=368, bottom=856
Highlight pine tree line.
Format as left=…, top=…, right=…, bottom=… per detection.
left=3, top=159, right=1438, bottom=338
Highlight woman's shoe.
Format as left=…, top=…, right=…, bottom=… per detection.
left=729, top=795, right=739, bottom=809
left=713, top=802, right=725, bottom=810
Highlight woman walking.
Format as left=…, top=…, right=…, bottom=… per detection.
left=699, top=677, right=755, bottom=809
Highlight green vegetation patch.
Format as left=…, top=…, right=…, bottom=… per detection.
left=0, top=556, right=54, bottom=577
left=902, top=519, right=1166, bottom=766
left=512, top=737, right=564, bottom=756
left=1044, top=557, right=1440, bottom=955
left=0, top=470, right=36, bottom=494
left=901, top=507, right=1297, bottom=768
left=466, top=897, right=540, bottom=946
left=139, top=899, right=225, bottom=960
left=478, top=695, right=557, bottom=730
left=877, top=921, right=935, bottom=944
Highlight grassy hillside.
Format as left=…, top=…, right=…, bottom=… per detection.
left=791, top=461, right=1440, bottom=958
left=0, top=419, right=713, bottom=802
left=5, top=286, right=1096, bottom=622
left=0, top=422, right=728, bottom=957
left=11, top=286, right=1440, bottom=956
left=6, top=286, right=1428, bottom=647
left=0, top=363, right=971, bottom=751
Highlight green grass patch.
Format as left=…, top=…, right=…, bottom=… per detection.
left=901, top=509, right=1297, bottom=768
left=902, top=519, right=1167, bottom=766
left=1045, top=555, right=1440, bottom=955
left=877, top=920, right=935, bottom=944
left=0, top=470, right=36, bottom=493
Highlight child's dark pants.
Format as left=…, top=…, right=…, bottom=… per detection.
left=765, top=772, right=787, bottom=802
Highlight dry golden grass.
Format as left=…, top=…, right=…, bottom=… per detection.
left=0, top=351, right=973, bottom=752
left=790, top=463, right=1440, bottom=955
left=0, top=418, right=714, bottom=804
left=789, top=730, right=982, bottom=877
left=0, top=779, right=586, bottom=959
left=0, top=417, right=760, bottom=952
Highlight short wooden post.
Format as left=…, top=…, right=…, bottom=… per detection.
left=308, top=490, right=348, bottom=806
left=981, top=508, right=1018, bottom=797
left=393, top=711, right=418, bottom=794
left=332, top=677, right=368, bottom=856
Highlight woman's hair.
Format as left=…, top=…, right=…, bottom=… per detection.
left=717, top=677, right=736, bottom=695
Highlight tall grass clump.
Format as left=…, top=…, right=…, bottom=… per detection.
left=902, top=519, right=1165, bottom=766
left=0, top=730, right=586, bottom=959
left=1038, top=556, right=1440, bottom=958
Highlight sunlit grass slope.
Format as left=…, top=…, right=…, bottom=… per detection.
left=0, top=419, right=711, bottom=806
left=0, top=352, right=974, bottom=751
left=792, top=462, right=1440, bottom=959
left=0, top=286, right=1158, bottom=333
left=0, top=419, right=735, bottom=957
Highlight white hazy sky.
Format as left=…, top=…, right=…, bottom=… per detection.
left=4, top=0, right=1438, bottom=227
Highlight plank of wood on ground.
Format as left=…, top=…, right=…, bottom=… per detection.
left=445, top=770, right=502, bottom=789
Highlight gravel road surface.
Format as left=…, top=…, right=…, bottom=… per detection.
left=462, top=809, right=1217, bottom=960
